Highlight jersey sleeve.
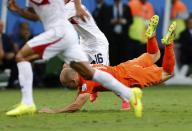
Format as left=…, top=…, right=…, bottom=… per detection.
left=79, top=80, right=100, bottom=94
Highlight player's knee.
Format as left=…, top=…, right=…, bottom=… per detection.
left=70, top=61, right=94, bottom=80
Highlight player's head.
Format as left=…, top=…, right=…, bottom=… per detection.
left=60, top=67, right=80, bottom=89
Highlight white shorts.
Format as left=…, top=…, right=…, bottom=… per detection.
left=82, top=45, right=109, bottom=65
left=27, top=26, right=88, bottom=64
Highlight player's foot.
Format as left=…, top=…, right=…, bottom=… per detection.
left=121, top=100, right=131, bottom=110
left=161, top=21, right=176, bottom=45
left=145, top=15, right=159, bottom=39
left=90, top=92, right=98, bottom=103
left=130, top=88, right=143, bottom=118
left=6, top=103, right=36, bottom=116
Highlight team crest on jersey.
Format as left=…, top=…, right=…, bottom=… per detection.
left=81, top=84, right=87, bottom=92
left=30, top=0, right=50, bottom=6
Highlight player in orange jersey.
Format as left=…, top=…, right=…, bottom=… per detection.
left=39, top=15, right=176, bottom=114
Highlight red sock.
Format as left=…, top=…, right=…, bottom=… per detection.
left=147, top=36, right=159, bottom=54
left=162, top=43, right=175, bottom=74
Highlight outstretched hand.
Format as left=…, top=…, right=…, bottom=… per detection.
left=38, top=108, right=56, bottom=114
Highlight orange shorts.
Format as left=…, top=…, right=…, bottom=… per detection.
left=114, top=53, right=163, bottom=87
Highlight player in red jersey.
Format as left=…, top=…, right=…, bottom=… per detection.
left=39, top=15, right=176, bottom=114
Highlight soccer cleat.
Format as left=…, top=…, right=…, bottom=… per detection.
left=145, top=15, right=159, bottom=39
left=121, top=100, right=131, bottom=110
left=130, top=88, right=143, bottom=118
left=161, top=21, right=177, bottom=45
left=6, top=103, right=37, bottom=116
left=90, top=92, right=98, bottom=103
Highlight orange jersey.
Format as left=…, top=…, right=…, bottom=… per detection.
left=79, top=53, right=163, bottom=94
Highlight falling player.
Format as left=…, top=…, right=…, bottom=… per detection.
left=63, top=0, right=110, bottom=106
left=6, top=0, right=142, bottom=118
left=39, top=15, right=176, bottom=115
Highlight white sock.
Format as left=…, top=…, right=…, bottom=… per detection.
left=93, top=70, right=133, bottom=100
left=17, top=61, right=34, bottom=105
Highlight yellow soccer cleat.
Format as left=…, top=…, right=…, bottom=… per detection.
left=6, top=103, right=37, bottom=116
left=145, top=15, right=159, bottom=39
left=161, top=21, right=177, bottom=45
left=130, top=88, right=143, bottom=118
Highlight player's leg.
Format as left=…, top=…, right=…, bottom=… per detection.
left=161, top=22, right=176, bottom=80
left=121, top=15, right=160, bottom=110
left=145, top=15, right=161, bottom=63
left=87, top=49, right=109, bottom=103
left=6, top=29, right=62, bottom=116
left=6, top=44, right=40, bottom=116
left=119, top=15, right=161, bottom=69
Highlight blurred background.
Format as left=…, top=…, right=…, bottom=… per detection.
left=0, top=0, right=192, bottom=89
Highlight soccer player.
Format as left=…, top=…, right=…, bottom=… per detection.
left=65, top=1, right=109, bottom=64
left=63, top=0, right=109, bottom=104
left=6, top=0, right=141, bottom=117
left=39, top=15, right=176, bottom=115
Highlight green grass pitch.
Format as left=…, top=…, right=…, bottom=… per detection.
left=0, top=86, right=192, bottom=131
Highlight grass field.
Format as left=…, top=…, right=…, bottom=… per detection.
left=0, top=85, right=192, bottom=131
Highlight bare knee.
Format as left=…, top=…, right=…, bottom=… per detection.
left=70, top=61, right=95, bottom=80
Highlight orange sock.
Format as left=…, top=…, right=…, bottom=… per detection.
left=147, top=36, right=159, bottom=54
left=162, top=43, right=175, bottom=74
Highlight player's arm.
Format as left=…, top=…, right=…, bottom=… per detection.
left=74, top=0, right=89, bottom=21
left=8, top=0, right=39, bottom=21
left=39, top=93, right=90, bottom=113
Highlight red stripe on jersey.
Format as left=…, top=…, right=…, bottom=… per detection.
left=32, top=38, right=62, bottom=58
left=30, top=0, right=50, bottom=6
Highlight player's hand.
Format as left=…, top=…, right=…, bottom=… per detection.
left=38, top=108, right=56, bottom=114
left=8, top=0, right=20, bottom=12
left=76, top=6, right=89, bottom=22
